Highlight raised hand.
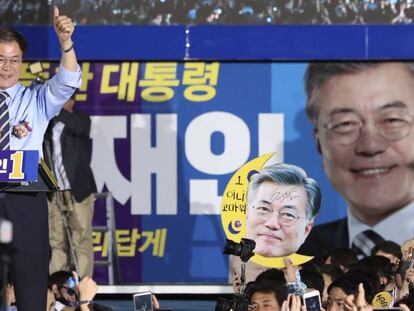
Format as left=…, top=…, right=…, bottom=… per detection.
left=344, top=283, right=372, bottom=311
left=77, top=275, right=99, bottom=302
left=53, top=6, right=74, bottom=45
left=281, top=294, right=306, bottom=311
left=283, top=257, right=299, bottom=283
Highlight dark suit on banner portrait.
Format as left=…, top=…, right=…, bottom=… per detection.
left=298, top=218, right=349, bottom=263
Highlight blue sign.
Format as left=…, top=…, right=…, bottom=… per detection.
left=0, top=150, right=39, bottom=182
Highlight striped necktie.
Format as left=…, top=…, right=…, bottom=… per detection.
left=0, top=91, right=10, bottom=150
left=351, top=229, right=385, bottom=258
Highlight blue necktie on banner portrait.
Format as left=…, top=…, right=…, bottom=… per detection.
left=352, top=229, right=385, bottom=258
left=0, top=91, right=10, bottom=151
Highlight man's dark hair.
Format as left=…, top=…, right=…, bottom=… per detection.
left=300, top=268, right=325, bottom=294
left=47, top=270, right=72, bottom=290
left=0, top=26, right=27, bottom=54
left=247, top=279, right=288, bottom=307
left=371, top=240, right=402, bottom=260
left=327, top=270, right=377, bottom=304
left=319, top=264, right=343, bottom=283
left=323, top=247, right=358, bottom=270
left=255, top=268, right=286, bottom=285
left=354, top=255, right=393, bottom=278
left=252, top=268, right=288, bottom=306
left=348, top=256, right=394, bottom=291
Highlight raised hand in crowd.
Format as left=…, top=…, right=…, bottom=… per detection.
left=281, top=294, right=304, bottom=311
left=75, top=271, right=99, bottom=310
left=232, top=268, right=241, bottom=293
left=5, top=284, right=16, bottom=308
left=281, top=293, right=327, bottom=311
left=283, top=257, right=299, bottom=283
left=344, top=283, right=372, bottom=311
left=152, top=294, right=160, bottom=310
left=399, top=304, right=410, bottom=311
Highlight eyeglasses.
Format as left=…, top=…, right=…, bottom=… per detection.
left=0, top=57, right=22, bottom=67
left=321, top=109, right=414, bottom=146
left=252, top=205, right=306, bottom=226
left=59, top=286, right=76, bottom=296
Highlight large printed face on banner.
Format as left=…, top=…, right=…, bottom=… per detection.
left=221, top=154, right=317, bottom=267
left=245, top=180, right=312, bottom=258
left=313, top=63, right=414, bottom=220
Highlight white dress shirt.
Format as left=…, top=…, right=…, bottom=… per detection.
left=348, top=201, right=414, bottom=247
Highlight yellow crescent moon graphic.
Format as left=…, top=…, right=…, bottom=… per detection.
left=221, top=153, right=313, bottom=268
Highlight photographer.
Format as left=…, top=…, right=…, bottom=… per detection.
left=47, top=271, right=98, bottom=311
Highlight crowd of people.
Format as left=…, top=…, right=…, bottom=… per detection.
left=2, top=0, right=414, bottom=25
left=230, top=239, right=414, bottom=310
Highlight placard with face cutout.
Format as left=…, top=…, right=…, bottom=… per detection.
left=221, top=153, right=319, bottom=268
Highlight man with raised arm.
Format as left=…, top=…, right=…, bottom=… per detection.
left=0, top=6, right=81, bottom=310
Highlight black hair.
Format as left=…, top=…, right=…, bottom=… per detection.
left=323, top=248, right=358, bottom=270
left=371, top=240, right=402, bottom=260
left=255, top=268, right=286, bottom=285
left=248, top=279, right=288, bottom=307
left=300, top=268, right=325, bottom=294
left=319, top=264, right=343, bottom=283
left=0, top=26, right=27, bottom=54
left=328, top=269, right=378, bottom=304
left=47, top=270, right=72, bottom=290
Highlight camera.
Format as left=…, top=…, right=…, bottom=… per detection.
left=215, top=238, right=256, bottom=311
left=396, top=259, right=414, bottom=276
left=396, top=248, right=414, bottom=276
left=223, top=238, right=256, bottom=263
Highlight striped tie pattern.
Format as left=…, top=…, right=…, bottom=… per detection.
left=0, top=91, right=10, bottom=150
left=351, top=229, right=385, bottom=258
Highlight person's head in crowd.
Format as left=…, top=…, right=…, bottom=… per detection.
left=346, top=268, right=381, bottom=297
left=326, top=270, right=376, bottom=310
left=319, top=264, right=344, bottom=305
left=300, top=260, right=320, bottom=272
left=300, top=268, right=325, bottom=295
left=0, top=26, right=26, bottom=90
left=48, top=270, right=99, bottom=309
left=255, top=268, right=286, bottom=285
left=349, top=256, right=394, bottom=291
left=371, top=240, right=402, bottom=264
left=247, top=279, right=288, bottom=311
left=305, top=62, right=414, bottom=226
left=323, top=248, right=358, bottom=271
left=48, top=270, right=78, bottom=307
left=245, top=163, right=321, bottom=258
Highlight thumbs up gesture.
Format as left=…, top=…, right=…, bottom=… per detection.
left=53, top=6, right=74, bottom=45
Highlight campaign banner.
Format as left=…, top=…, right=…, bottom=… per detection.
left=0, top=150, right=38, bottom=182
left=23, top=62, right=347, bottom=284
